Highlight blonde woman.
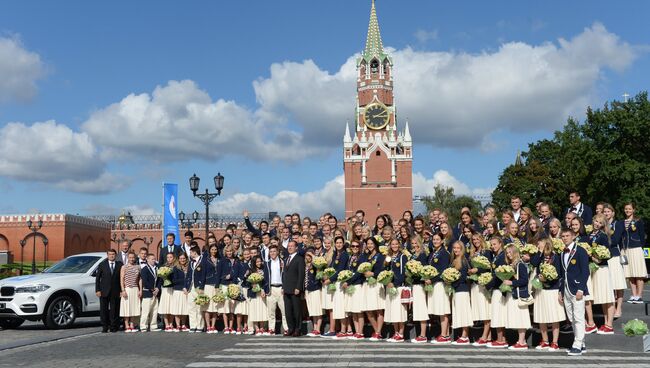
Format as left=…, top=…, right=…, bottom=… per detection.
left=384, top=238, right=408, bottom=342
left=502, top=244, right=531, bottom=350
left=158, top=252, right=176, bottom=332
left=450, top=241, right=473, bottom=345
left=468, top=234, right=492, bottom=346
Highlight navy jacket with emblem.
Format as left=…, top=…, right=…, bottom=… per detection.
left=560, top=243, right=590, bottom=297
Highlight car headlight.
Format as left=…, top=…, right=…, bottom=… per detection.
left=15, top=284, right=51, bottom=293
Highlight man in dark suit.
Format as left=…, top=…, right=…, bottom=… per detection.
left=159, top=233, right=181, bottom=265
left=282, top=240, right=305, bottom=337
left=95, top=249, right=123, bottom=333
left=565, top=191, right=593, bottom=226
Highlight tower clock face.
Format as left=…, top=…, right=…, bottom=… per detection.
left=364, top=103, right=390, bottom=130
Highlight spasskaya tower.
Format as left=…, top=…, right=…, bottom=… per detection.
left=343, top=0, right=413, bottom=222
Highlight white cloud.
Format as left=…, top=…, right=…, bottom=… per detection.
left=212, top=175, right=345, bottom=218
left=82, top=80, right=324, bottom=162
left=413, top=170, right=493, bottom=197
left=0, top=120, right=126, bottom=194
left=211, top=171, right=488, bottom=217
left=414, top=29, right=439, bottom=43
left=0, top=36, right=46, bottom=103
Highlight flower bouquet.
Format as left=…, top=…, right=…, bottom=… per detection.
left=585, top=224, right=594, bottom=234
left=477, top=272, right=493, bottom=287
left=378, top=246, right=389, bottom=256
left=226, top=284, right=241, bottom=301
left=471, top=256, right=492, bottom=270
left=441, top=267, right=461, bottom=296
left=495, top=265, right=515, bottom=293
left=312, top=256, right=328, bottom=271
left=590, top=244, right=611, bottom=272
left=194, top=294, right=210, bottom=306
left=247, top=273, right=264, bottom=293
left=420, top=265, right=439, bottom=292
left=157, top=266, right=173, bottom=287
left=551, top=238, right=565, bottom=254
left=519, top=243, right=539, bottom=256
left=377, top=270, right=396, bottom=296
left=335, top=270, right=353, bottom=292
left=405, top=259, right=422, bottom=285
left=357, top=262, right=375, bottom=285
left=212, top=288, right=226, bottom=304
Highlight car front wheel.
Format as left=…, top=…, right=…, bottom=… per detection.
left=0, top=317, right=25, bottom=329
left=44, top=296, right=77, bottom=329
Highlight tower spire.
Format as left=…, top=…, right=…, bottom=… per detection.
left=363, top=0, right=385, bottom=60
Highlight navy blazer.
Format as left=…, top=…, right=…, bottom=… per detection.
left=366, top=252, right=385, bottom=279
left=388, top=253, right=408, bottom=287
left=187, top=256, right=207, bottom=290
left=609, top=221, right=623, bottom=257
left=218, top=258, right=239, bottom=286
left=532, top=253, right=562, bottom=290
left=410, top=252, right=428, bottom=284
left=329, top=250, right=350, bottom=283
left=451, top=263, right=470, bottom=293
left=140, top=265, right=160, bottom=298
left=305, top=265, right=322, bottom=292
left=487, top=250, right=506, bottom=290
left=510, top=262, right=530, bottom=299
left=234, top=261, right=251, bottom=285
left=560, top=243, right=590, bottom=297
left=347, top=253, right=368, bottom=286
left=171, top=266, right=189, bottom=291
left=565, top=203, right=593, bottom=225
left=202, top=256, right=220, bottom=287
left=246, top=268, right=270, bottom=299
left=588, top=230, right=611, bottom=265
left=622, top=219, right=645, bottom=249
left=428, top=246, right=450, bottom=283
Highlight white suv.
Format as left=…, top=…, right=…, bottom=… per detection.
left=0, top=252, right=106, bottom=329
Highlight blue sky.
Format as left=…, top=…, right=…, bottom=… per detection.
left=0, top=0, right=648, bottom=217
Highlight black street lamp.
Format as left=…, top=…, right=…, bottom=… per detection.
left=26, top=219, right=43, bottom=274
left=189, top=172, right=224, bottom=244
left=19, top=240, right=26, bottom=275
left=178, top=210, right=200, bottom=230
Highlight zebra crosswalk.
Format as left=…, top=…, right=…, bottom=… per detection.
left=186, top=336, right=650, bottom=367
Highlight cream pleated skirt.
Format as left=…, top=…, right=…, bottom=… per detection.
left=470, top=283, right=491, bottom=321
left=384, top=287, right=408, bottom=323
left=119, top=287, right=141, bottom=317
left=248, top=296, right=268, bottom=322
left=157, top=287, right=174, bottom=315
left=332, top=282, right=347, bottom=320
left=533, top=288, right=566, bottom=323
left=344, top=285, right=363, bottom=313
left=362, top=282, right=385, bottom=311
left=451, top=291, right=473, bottom=328
left=171, top=289, right=189, bottom=316
left=217, top=285, right=234, bottom=314
left=608, top=256, right=628, bottom=290
left=411, top=285, right=429, bottom=321
left=203, top=285, right=218, bottom=313
left=490, top=289, right=507, bottom=328
left=234, top=287, right=249, bottom=315
left=321, top=285, right=334, bottom=310
left=306, top=289, right=323, bottom=316
left=427, top=282, right=450, bottom=316
left=584, top=275, right=594, bottom=301
left=592, top=265, right=615, bottom=304
left=505, top=293, right=531, bottom=329
left=623, top=247, right=648, bottom=278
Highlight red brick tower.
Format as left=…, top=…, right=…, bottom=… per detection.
left=344, top=0, right=413, bottom=223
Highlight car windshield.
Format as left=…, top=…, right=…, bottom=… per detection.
left=44, top=256, right=101, bottom=274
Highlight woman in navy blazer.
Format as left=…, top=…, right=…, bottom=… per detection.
left=217, top=246, right=239, bottom=334
left=501, top=244, right=531, bottom=350
left=427, top=233, right=452, bottom=344
left=450, top=241, right=473, bottom=345
left=622, top=203, right=647, bottom=303
left=361, top=237, right=386, bottom=341
left=202, top=244, right=220, bottom=334
left=247, top=256, right=269, bottom=335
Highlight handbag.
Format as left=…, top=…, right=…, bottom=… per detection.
left=400, top=287, right=412, bottom=305
left=515, top=262, right=534, bottom=307
left=619, top=246, right=629, bottom=265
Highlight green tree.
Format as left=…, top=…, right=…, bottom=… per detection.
left=422, top=185, right=482, bottom=225
left=493, top=92, right=650, bottom=220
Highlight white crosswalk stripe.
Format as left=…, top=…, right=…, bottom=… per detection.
left=186, top=336, right=650, bottom=368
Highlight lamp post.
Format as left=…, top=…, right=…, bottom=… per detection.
left=178, top=210, right=200, bottom=230
left=43, top=238, right=49, bottom=271
left=26, top=219, right=43, bottom=274
left=19, top=240, right=26, bottom=275
left=189, top=173, right=224, bottom=244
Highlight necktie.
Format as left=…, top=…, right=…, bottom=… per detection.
left=169, top=246, right=173, bottom=253
left=110, top=262, right=114, bottom=274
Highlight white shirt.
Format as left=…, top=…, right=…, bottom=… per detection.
left=512, top=209, right=521, bottom=222
left=120, top=252, right=128, bottom=264
left=260, top=245, right=270, bottom=262
left=183, top=243, right=192, bottom=257
left=139, top=258, right=147, bottom=269
left=563, top=242, right=575, bottom=268
left=109, top=261, right=116, bottom=273
left=270, top=258, right=282, bottom=285
left=281, top=238, right=289, bottom=249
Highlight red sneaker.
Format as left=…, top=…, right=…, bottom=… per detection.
left=369, top=332, right=382, bottom=341
left=312, top=330, right=321, bottom=336
left=431, top=335, right=452, bottom=345
left=353, top=333, right=364, bottom=340
left=535, top=341, right=550, bottom=350
left=472, top=338, right=489, bottom=347
left=487, top=341, right=508, bottom=348
left=585, top=324, right=597, bottom=334
left=392, top=333, right=404, bottom=342
left=597, top=325, right=614, bottom=335
left=334, top=332, right=347, bottom=340
left=508, top=342, right=528, bottom=350
left=548, top=342, right=560, bottom=351
left=452, top=337, right=470, bottom=345
left=412, top=336, right=428, bottom=343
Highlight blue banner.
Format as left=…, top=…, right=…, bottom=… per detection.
left=163, top=183, right=180, bottom=246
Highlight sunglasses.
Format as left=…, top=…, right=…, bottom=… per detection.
left=350, top=245, right=360, bottom=248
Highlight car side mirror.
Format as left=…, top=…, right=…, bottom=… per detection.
left=90, top=269, right=97, bottom=277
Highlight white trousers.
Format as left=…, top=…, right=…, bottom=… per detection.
left=267, top=286, right=288, bottom=332
left=564, top=286, right=585, bottom=349
left=139, top=297, right=159, bottom=331
left=188, top=287, right=206, bottom=330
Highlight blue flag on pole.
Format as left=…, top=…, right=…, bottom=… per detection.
left=163, top=183, right=180, bottom=246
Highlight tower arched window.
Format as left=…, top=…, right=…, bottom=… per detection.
left=370, top=59, right=379, bottom=74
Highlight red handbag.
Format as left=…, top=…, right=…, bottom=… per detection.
left=400, top=287, right=412, bottom=305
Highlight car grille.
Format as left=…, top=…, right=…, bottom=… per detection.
left=0, top=287, right=15, bottom=296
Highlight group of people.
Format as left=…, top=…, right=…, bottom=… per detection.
left=94, top=191, right=647, bottom=357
